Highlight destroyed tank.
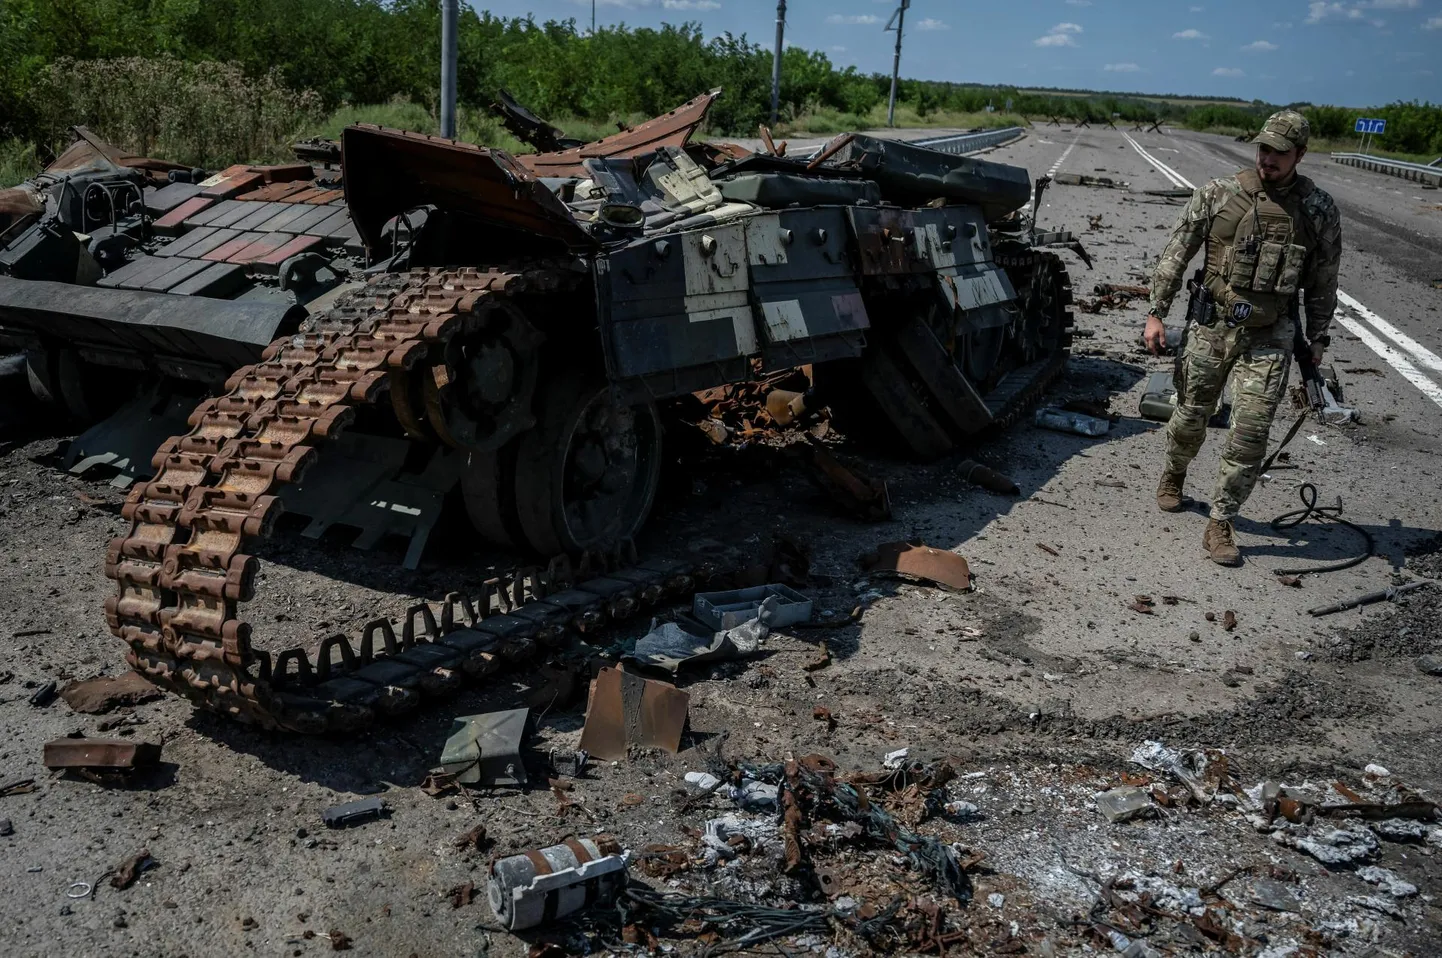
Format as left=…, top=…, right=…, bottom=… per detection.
left=0, top=91, right=1080, bottom=732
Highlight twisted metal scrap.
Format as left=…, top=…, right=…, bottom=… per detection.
left=738, top=756, right=971, bottom=901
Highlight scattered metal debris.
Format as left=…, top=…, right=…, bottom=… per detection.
left=43, top=738, right=161, bottom=770
left=0, top=778, right=37, bottom=798
left=28, top=680, right=57, bottom=707
left=1035, top=406, right=1111, bottom=436
left=578, top=667, right=689, bottom=760
left=803, top=443, right=892, bottom=521
left=454, top=824, right=489, bottom=852
left=1055, top=172, right=1130, bottom=189
left=694, top=584, right=812, bottom=631
left=437, top=709, right=530, bottom=787
left=957, top=459, right=1019, bottom=495
left=1096, top=786, right=1156, bottom=823
left=109, top=849, right=156, bottom=890
left=860, top=542, right=973, bottom=592
left=59, top=671, right=162, bottom=714
left=488, top=836, right=626, bottom=930
left=1308, top=579, right=1432, bottom=616
left=321, top=797, right=387, bottom=828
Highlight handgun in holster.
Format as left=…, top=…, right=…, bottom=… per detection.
left=1184, top=267, right=1216, bottom=328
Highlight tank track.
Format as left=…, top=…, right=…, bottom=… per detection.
left=103, top=267, right=704, bottom=733
left=987, top=248, right=1076, bottom=431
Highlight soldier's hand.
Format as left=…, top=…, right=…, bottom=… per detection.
left=1143, top=314, right=1168, bottom=356
left=1310, top=342, right=1325, bottom=366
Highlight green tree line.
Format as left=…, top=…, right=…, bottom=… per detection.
left=3, top=0, right=1439, bottom=157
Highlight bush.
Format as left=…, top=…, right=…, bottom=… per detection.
left=0, top=139, right=40, bottom=188
left=32, top=56, right=325, bottom=168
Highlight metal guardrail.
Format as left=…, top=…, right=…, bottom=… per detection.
left=1331, top=152, right=1442, bottom=186
left=912, top=126, right=1025, bottom=155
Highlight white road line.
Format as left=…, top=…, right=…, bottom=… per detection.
left=1337, top=290, right=1442, bottom=377
left=1122, top=132, right=1193, bottom=189
left=1334, top=314, right=1442, bottom=410
left=1047, top=138, right=1077, bottom=177
left=1125, top=131, right=1442, bottom=412
left=1023, top=135, right=1079, bottom=215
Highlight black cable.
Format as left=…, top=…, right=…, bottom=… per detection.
left=1269, top=482, right=1374, bottom=576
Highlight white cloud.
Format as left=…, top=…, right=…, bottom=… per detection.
left=1241, top=40, right=1278, bottom=51
left=1362, top=0, right=1417, bottom=8
left=1213, top=66, right=1244, bottom=76
left=917, top=18, right=949, bottom=30
left=1104, top=62, right=1141, bottom=71
left=830, top=45, right=848, bottom=52
left=826, top=13, right=881, bottom=24
left=1345, top=69, right=1355, bottom=75
left=1034, top=22, right=1082, bottom=46
left=1190, top=5, right=1205, bottom=10
left=1065, top=0, right=1092, bottom=5
left=1173, top=28, right=1209, bottom=39
left=1418, top=68, right=1435, bottom=76
left=1426, top=16, right=1442, bottom=29
left=662, top=0, right=719, bottom=8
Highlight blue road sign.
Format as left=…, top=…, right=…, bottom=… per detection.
left=1355, top=117, right=1386, bottom=134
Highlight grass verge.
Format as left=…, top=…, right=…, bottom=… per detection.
left=0, top=140, right=41, bottom=189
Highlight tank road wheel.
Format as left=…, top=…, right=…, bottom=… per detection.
left=24, top=346, right=120, bottom=422
left=509, top=377, right=663, bottom=556
left=959, top=324, right=1006, bottom=389
left=460, top=443, right=519, bottom=549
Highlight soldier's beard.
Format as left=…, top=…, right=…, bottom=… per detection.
left=1257, top=161, right=1296, bottom=185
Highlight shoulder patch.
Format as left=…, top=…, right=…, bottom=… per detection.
left=1301, top=186, right=1339, bottom=234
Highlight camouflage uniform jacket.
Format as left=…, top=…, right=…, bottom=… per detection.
left=1147, top=174, right=1342, bottom=341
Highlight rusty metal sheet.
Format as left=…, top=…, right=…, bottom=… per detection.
left=341, top=125, right=594, bottom=254
left=236, top=180, right=312, bottom=203
left=225, top=232, right=291, bottom=264
left=201, top=170, right=264, bottom=199
left=201, top=230, right=264, bottom=262
left=253, top=233, right=324, bottom=269
left=43, top=738, right=162, bottom=769
left=863, top=542, right=973, bottom=592
left=247, top=162, right=314, bottom=184
left=152, top=196, right=215, bottom=233
left=45, top=127, right=189, bottom=180
left=0, top=186, right=44, bottom=217
left=578, top=667, right=688, bottom=760
left=516, top=90, right=721, bottom=179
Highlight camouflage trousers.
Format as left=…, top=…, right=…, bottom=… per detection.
left=1164, top=317, right=1292, bottom=521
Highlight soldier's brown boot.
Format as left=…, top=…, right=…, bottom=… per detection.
left=1203, top=519, right=1242, bottom=566
left=1156, top=471, right=1186, bottom=512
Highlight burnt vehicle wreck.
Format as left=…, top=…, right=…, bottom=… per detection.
left=0, top=91, right=1081, bottom=731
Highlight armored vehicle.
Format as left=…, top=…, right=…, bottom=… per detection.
left=0, top=92, right=1080, bottom=730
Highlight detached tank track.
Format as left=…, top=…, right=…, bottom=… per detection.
left=103, top=267, right=703, bottom=733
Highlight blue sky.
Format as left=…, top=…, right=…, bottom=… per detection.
left=470, top=0, right=1441, bottom=106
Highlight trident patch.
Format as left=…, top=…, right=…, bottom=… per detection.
left=1231, top=302, right=1254, bottom=322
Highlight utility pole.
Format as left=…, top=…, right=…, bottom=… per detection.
left=440, top=0, right=458, bottom=138
left=770, top=0, right=786, bottom=124
left=592, top=0, right=596, bottom=35
left=885, top=0, right=909, bottom=127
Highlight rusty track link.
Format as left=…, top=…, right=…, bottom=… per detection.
left=102, top=267, right=700, bottom=733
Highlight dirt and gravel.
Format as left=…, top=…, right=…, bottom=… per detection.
left=1, top=126, right=1440, bottom=958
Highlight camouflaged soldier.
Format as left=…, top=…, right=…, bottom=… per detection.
left=1142, top=110, right=1342, bottom=566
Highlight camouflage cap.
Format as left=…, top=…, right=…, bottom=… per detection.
left=1253, top=109, right=1310, bottom=153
